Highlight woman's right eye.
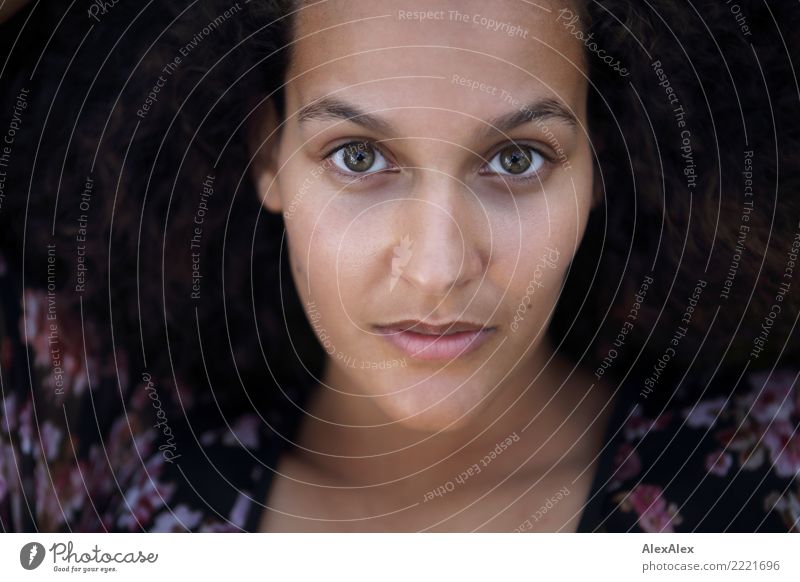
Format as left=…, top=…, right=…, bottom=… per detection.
left=329, top=141, right=391, bottom=175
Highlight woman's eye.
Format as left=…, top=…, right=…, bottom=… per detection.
left=330, top=141, right=390, bottom=174
left=485, top=145, right=545, bottom=177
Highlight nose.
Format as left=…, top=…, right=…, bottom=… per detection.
left=393, top=174, right=486, bottom=296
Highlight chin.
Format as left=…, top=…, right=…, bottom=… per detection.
left=370, top=379, right=490, bottom=433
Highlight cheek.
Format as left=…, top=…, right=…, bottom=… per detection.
left=284, top=194, right=392, bottom=327
left=283, top=212, right=340, bottom=309
left=492, top=189, right=591, bottom=330
left=503, top=235, right=565, bottom=313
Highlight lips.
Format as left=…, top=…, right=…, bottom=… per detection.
left=373, top=320, right=496, bottom=360
left=379, top=319, right=487, bottom=335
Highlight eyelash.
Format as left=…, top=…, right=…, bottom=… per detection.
left=323, top=141, right=397, bottom=183
left=480, top=143, right=553, bottom=184
left=322, top=140, right=554, bottom=184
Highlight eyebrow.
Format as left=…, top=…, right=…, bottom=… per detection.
left=296, top=96, right=578, bottom=139
left=298, top=97, right=396, bottom=135
left=475, top=98, right=578, bottom=141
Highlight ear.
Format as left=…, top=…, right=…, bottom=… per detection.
left=248, top=98, right=283, bottom=215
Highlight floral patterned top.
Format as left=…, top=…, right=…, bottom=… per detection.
left=1, top=251, right=798, bottom=532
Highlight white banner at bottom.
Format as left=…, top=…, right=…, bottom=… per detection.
left=1, top=533, right=797, bottom=581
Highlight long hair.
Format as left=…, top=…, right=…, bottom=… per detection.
left=1, top=0, right=798, bottom=426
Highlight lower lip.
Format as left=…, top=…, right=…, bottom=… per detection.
left=374, top=327, right=495, bottom=361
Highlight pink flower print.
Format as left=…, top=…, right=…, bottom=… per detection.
left=222, top=414, right=261, bottom=450
left=229, top=491, right=252, bottom=529
left=625, top=484, right=683, bottom=533
left=762, top=420, right=800, bottom=479
left=715, top=424, right=759, bottom=454
left=739, top=443, right=766, bottom=472
left=60, top=464, right=91, bottom=525
left=62, top=351, right=87, bottom=396
left=610, top=442, right=642, bottom=488
left=20, top=289, right=52, bottom=368
left=1, top=394, right=17, bottom=434
left=765, top=490, right=800, bottom=532
left=744, top=371, right=796, bottom=424
left=683, top=397, right=727, bottom=429
left=714, top=424, right=767, bottom=471
left=151, top=504, right=204, bottom=532
left=704, top=449, right=733, bottom=477
left=20, top=288, right=43, bottom=339
left=117, top=456, right=176, bottom=531
left=652, top=412, right=674, bottom=431
left=623, top=404, right=648, bottom=440
left=18, top=398, right=33, bottom=455
left=40, top=421, right=63, bottom=462
left=19, top=289, right=91, bottom=397
left=34, top=457, right=87, bottom=530
left=624, top=405, right=673, bottom=441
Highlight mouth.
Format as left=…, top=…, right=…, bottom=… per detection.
left=372, top=320, right=497, bottom=361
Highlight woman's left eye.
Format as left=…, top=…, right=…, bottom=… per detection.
left=329, top=141, right=391, bottom=175
left=484, top=145, right=546, bottom=177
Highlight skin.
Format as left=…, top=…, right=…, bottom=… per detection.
left=251, top=0, right=614, bottom=531
left=0, top=0, right=31, bottom=24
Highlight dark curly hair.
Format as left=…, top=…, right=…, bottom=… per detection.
left=556, top=0, right=800, bottom=410
left=1, top=0, right=798, bottom=429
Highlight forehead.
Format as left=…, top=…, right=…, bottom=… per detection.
left=287, top=0, right=588, bottom=121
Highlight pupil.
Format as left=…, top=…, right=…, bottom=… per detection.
left=344, top=142, right=375, bottom=172
left=501, top=146, right=532, bottom=174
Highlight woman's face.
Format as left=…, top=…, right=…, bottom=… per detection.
left=253, top=0, right=594, bottom=431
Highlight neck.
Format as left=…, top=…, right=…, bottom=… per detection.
left=289, top=340, right=613, bottom=498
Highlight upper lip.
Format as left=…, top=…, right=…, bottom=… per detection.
left=373, top=320, right=491, bottom=335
